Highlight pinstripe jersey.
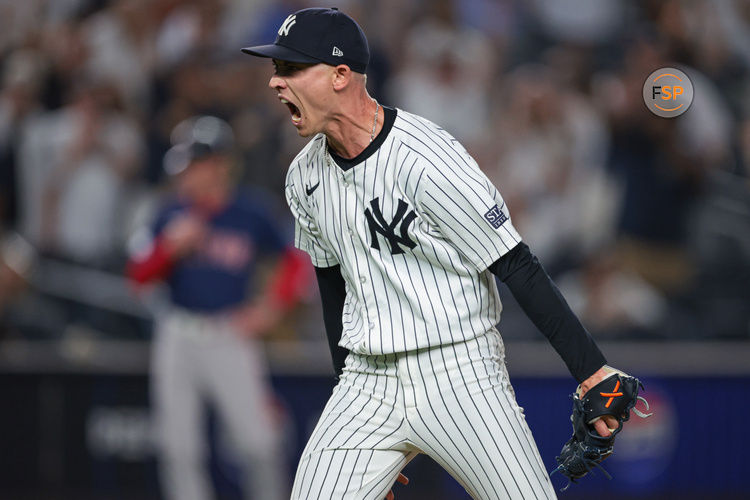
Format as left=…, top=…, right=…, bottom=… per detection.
left=285, top=108, right=522, bottom=355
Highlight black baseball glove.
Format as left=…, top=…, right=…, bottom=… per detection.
left=551, top=370, right=652, bottom=490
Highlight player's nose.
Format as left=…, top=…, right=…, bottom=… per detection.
left=269, top=74, right=286, bottom=90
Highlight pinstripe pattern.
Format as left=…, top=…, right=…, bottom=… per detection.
left=290, top=332, right=556, bottom=499
left=284, top=109, right=520, bottom=356
left=290, top=352, right=421, bottom=500
left=285, top=108, right=555, bottom=499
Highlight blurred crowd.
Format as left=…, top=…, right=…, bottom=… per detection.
left=1, top=0, right=750, bottom=344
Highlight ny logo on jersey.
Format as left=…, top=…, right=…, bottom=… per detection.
left=277, top=14, right=296, bottom=37
left=364, top=198, right=417, bottom=255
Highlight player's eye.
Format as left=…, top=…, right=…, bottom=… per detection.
left=273, top=61, right=313, bottom=77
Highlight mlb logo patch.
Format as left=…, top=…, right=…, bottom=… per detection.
left=484, top=205, right=508, bottom=229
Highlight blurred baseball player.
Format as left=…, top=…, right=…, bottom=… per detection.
left=127, top=116, right=304, bottom=500
left=243, top=8, right=626, bottom=499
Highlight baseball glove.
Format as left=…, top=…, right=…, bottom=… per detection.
left=551, top=370, right=652, bottom=490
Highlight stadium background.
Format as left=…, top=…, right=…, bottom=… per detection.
left=0, top=0, right=749, bottom=498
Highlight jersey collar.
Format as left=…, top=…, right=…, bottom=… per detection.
left=327, top=106, right=396, bottom=171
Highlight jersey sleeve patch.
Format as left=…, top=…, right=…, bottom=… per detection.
left=484, top=204, right=508, bottom=229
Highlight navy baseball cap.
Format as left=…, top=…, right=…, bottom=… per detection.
left=241, top=7, right=370, bottom=74
left=163, top=116, right=234, bottom=176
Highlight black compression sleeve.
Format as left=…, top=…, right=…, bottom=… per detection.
left=489, top=242, right=607, bottom=383
left=314, top=265, right=350, bottom=377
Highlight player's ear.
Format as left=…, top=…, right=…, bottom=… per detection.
left=332, top=64, right=353, bottom=91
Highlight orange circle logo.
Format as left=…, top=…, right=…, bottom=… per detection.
left=642, top=67, right=693, bottom=118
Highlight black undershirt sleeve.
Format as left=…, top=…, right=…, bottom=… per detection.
left=488, top=242, right=607, bottom=383
left=314, top=265, right=349, bottom=377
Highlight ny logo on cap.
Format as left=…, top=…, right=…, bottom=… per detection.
left=278, top=14, right=296, bottom=37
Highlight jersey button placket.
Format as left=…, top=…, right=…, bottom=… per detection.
left=341, top=171, right=356, bottom=237
left=339, top=170, right=357, bottom=256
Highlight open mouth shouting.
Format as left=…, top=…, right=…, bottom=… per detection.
left=279, top=96, right=302, bottom=126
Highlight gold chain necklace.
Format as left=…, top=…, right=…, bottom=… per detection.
left=370, top=100, right=379, bottom=142
left=326, top=100, right=380, bottom=166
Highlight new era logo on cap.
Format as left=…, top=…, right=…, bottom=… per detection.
left=332, top=46, right=343, bottom=57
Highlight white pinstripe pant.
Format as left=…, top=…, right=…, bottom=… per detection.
left=291, top=330, right=557, bottom=499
